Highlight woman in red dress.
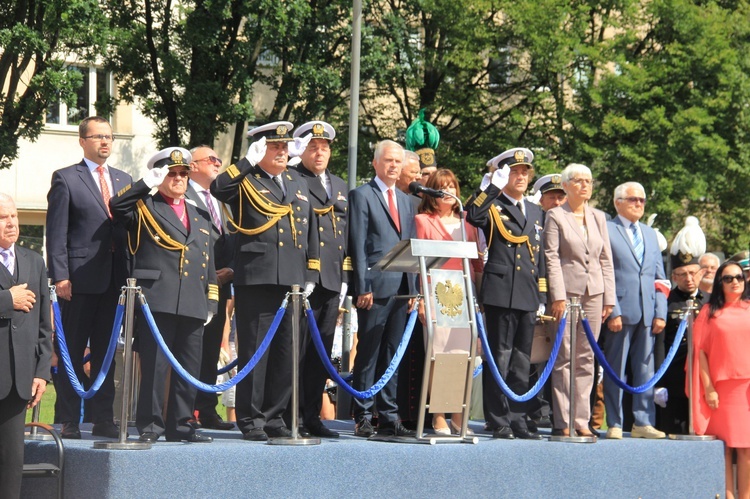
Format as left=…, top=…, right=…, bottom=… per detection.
left=695, top=261, right=750, bottom=498
left=415, top=169, right=484, bottom=435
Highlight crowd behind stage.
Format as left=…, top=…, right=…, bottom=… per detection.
left=2, top=114, right=749, bottom=499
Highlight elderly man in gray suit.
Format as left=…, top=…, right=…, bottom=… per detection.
left=0, top=193, right=53, bottom=498
left=603, top=181, right=667, bottom=439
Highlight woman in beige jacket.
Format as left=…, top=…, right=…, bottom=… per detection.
left=544, top=163, right=615, bottom=437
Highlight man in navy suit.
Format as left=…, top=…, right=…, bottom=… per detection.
left=0, top=193, right=52, bottom=498
left=186, top=145, right=236, bottom=431
left=603, top=181, right=667, bottom=439
left=348, top=140, right=417, bottom=438
left=46, top=116, right=132, bottom=439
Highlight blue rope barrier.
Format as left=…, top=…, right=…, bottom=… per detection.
left=477, top=311, right=566, bottom=403
left=140, top=295, right=288, bottom=393
left=582, top=316, right=687, bottom=394
left=306, top=303, right=418, bottom=399
left=53, top=298, right=124, bottom=400
left=217, top=358, right=238, bottom=375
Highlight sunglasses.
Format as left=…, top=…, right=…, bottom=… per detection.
left=167, top=170, right=190, bottom=178
left=721, top=274, right=744, bottom=284
left=620, top=197, right=646, bottom=205
left=194, top=155, right=222, bottom=166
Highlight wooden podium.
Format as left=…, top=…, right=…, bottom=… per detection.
left=373, top=238, right=480, bottom=444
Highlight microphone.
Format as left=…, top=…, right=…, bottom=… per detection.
left=408, top=181, right=444, bottom=198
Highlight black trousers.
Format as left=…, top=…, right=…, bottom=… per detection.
left=54, top=283, right=120, bottom=425
left=0, top=389, right=27, bottom=499
left=194, top=290, right=229, bottom=419
left=352, top=280, right=410, bottom=425
left=298, top=287, right=340, bottom=427
left=234, top=285, right=293, bottom=433
left=482, top=305, right=535, bottom=429
left=135, top=312, right=203, bottom=438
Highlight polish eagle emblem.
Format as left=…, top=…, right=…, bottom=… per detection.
left=435, top=279, right=464, bottom=318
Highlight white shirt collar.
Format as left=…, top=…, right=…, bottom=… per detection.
left=83, top=158, right=108, bottom=172
left=373, top=175, right=394, bottom=194
left=618, top=214, right=639, bottom=229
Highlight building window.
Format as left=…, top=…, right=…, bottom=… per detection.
left=46, top=66, right=113, bottom=127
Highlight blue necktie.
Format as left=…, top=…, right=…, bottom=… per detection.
left=631, top=223, right=644, bottom=264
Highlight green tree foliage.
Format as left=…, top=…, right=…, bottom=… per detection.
left=0, top=0, right=108, bottom=169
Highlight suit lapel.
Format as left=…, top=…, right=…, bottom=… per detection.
left=499, top=195, right=526, bottom=229
left=615, top=218, right=642, bottom=266
left=562, top=203, right=587, bottom=246
left=305, top=171, right=329, bottom=205
left=77, top=162, right=109, bottom=217
left=428, top=214, right=451, bottom=240
left=14, top=247, right=28, bottom=285
left=154, top=196, right=188, bottom=238
left=0, top=258, right=11, bottom=288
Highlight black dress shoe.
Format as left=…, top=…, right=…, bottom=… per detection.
left=492, top=426, right=515, bottom=439
left=354, top=419, right=374, bottom=438
left=243, top=428, right=268, bottom=441
left=139, top=432, right=159, bottom=443
left=61, top=422, right=81, bottom=439
left=199, top=414, right=235, bottom=431
left=512, top=428, right=543, bottom=440
left=298, top=426, right=311, bottom=438
left=265, top=426, right=292, bottom=438
left=377, top=422, right=416, bottom=437
left=187, top=418, right=202, bottom=430
left=307, top=422, right=340, bottom=439
left=166, top=433, right=213, bottom=443
left=526, top=418, right=538, bottom=434
left=551, top=428, right=565, bottom=437
left=92, top=421, right=121, bottom=439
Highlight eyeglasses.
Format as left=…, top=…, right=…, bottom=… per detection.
left=194, top=156, right=222, bottom=166
left=673, top=271, right=698, bottom=278
left=82, top=134, right=115, bottom=142
left=166, top=170, right=190, bottom=178
left=721, top=274, right=744, bottom=284
left=569, top=178, right=593, bottom=186
left=619, top=197, right=646, bottom=205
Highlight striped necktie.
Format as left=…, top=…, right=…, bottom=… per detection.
left=631, top=223, right=644, bottom=264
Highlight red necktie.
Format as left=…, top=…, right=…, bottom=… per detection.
left=96, top=166, right=112, bottom=218
left=387, top=188, right=400, bottom=232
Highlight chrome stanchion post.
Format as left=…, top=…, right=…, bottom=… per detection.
left=670, top=299, right=715, bottom=441
left=335, top=296, right=353, bottom=420
left=94, top=278, right=151, bottom=449
left=26, top=401, right=53, bottom=441
left=268, top=284, right=320, bottom=446
left=550, top=296, right=594, bottom=443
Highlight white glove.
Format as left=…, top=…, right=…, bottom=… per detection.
left=245, top=136, right=267, bottom=166
left=143, top=165, right=170, bottom=189
left=204, top=311, right=214, bottom=326
left=490, top=165, right=511, bottom=190
left=479, top=172, right=493, bottom=191
left=654, top=387, right=668, bottom=408
left=288, top=134, right=312, bottom=158
left=304, top=281, right=316, bottom=298
left=287, top=156, right=301, bottom=167
left=338, top=282, right=349, bottom=309
left=537, top=303, right=546, bottom=317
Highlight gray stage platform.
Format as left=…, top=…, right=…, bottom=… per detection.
left=23, top=421, right=724, bottom=498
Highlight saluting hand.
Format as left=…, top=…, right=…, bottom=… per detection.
left=246, top=137, right=267, bottom=166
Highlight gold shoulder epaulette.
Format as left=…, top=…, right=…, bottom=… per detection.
left=208, top=283, right=219, bottom=301
left=342, top=256, right=353, bottom=271
left=308, top=259, right=321, bottom=271
left=473, top=192, right=487, bottom=207
left=117, top=184, right=131, bottom=196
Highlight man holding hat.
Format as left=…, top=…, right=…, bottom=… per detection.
left=289, top=120, right=349, bottom=438
left=656, top=216, right=708, bottom=435
left=211, top=121, right=319, bottom=441
left=467, top=147, right=546, bottom=439
left=110, top=147, right=218, bottom=443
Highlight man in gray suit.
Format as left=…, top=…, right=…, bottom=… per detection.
left=348, top=140, right=417, bottom=438
left=603, top=181, right=667, bottom=439
left=0, top=193, right=52, bottom=498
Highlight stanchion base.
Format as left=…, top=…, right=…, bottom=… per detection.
left=369, top=434, right=479, bottom=445
left=669, top=434, right=716, bottom=441
left=267, top=437, right=321, bottom=446
left=93, top=440, right=152, bottom=450
left=25, top=434, right=54, bottom=441
left=548, top=435, right=597, bottom=444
